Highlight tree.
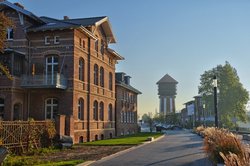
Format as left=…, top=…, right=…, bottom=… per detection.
left=142, top=112, right=154, bottom=132
left=199, top=62, right=249, bottom=128
left=0, top=12, right=13, bottom=79
left=153, top=113, right=165, bottom=124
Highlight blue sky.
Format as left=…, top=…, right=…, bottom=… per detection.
left=9, top=0, right=250, bottom=116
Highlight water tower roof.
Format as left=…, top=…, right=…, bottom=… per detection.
left=157, top=74, right=178, bottom=84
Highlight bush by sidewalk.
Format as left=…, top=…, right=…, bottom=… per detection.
left=195, top=126, right=250, bottom=165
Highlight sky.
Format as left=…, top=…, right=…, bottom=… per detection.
left=8, top=0, right=250, bottom=116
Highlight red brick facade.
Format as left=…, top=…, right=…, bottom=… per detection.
left=0, top=2, right=124, bottom=143
left=115, top=73, right=141, bottom=136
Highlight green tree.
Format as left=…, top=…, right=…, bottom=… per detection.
left=142, top=112, right=154, bottom=132
left=0, top=12, right=13, bottom=79
left=199, top=62, right=249, bottom=128
left=153, top=113, right=165, bottom=124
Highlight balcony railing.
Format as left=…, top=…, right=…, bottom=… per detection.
left=21, top=73, right=67, bottom=89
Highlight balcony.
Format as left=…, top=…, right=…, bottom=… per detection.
left=21, top=74, right=67, bottom=89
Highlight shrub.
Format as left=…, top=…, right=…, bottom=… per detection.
left=203, top=127, right=245, bottom=164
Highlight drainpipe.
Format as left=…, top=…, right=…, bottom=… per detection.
left=87, top=37, right=91, bottom=142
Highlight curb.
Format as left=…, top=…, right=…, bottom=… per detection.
left=77, top=134, right=165, bottom=166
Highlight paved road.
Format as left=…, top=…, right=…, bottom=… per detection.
left=90, top=130, right=213, bottom=166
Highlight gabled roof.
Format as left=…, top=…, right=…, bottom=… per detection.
left=62, top=16, right=106, bottom=27
left=28, top=16, right=79, bottom=32
left=107, top=48, right=124, bottom=60
left=63, top=16, right=116, bottom=43
left=156, top=74, right=178, bottom=84
left=0, top=1, right=45, bottom=24
left=116, top=80, right=142, bottom=94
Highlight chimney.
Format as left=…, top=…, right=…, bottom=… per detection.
left=124, top=76, right=131, bottom=85
left=64, top=16, right=69, bottom=20
left=115, top=72, right=125, bottom=82
left=14, top=3, right=24, bottom=9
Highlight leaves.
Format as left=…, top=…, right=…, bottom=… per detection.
left=0, top=12, right=14, bottom=79
left=0, top=12, right=13, bottom=52
left=199, top=62, right=249, bottom=128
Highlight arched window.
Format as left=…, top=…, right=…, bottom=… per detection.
left=79, top=58, right=84, bottom=81
left=94, top=64, right=99, bottom=85
left=45, top=98, right=58, bottom=119
left=99, top=102, right=104, bottom=121
left=46, top=55, right=58, bottom=84
left=109, top=72, right=113, bottom=90
left=93, top=100, right=98, bottom=120
left=0, top=98, right=4, bottom=120
left=108, top=104, right=112, bottom=121
left=78, top=98, right=84, bottom=120
left=100, top=67, right=104, bottom=87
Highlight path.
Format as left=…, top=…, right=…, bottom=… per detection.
left=90, top=130, right=212, bottom=166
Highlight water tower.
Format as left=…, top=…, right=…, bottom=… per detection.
left=157, top=74, right=178, bottom=115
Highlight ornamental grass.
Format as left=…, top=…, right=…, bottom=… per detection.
left=202, top=127, right=246, bottom=165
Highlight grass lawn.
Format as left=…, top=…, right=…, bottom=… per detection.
left=82, top=132, right=163, bottom=146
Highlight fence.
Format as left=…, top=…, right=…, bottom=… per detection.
left=0, top=120, right=55, bottom=153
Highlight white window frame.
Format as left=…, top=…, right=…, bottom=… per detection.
left=54, top=36, right=60, bottom=44
left=45, top=98, right=58, bottom=120
left=78, top=98, right=84, bottom=120
left=7, top=28, right=13, bottom=40
left=45, top=36, right=50, bottom=45
left=45, top=56, right=58, bottom=84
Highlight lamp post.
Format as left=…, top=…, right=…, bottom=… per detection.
left=213, top=75, right=218, bottom=127
left=203, top=103, right=206, bottom=126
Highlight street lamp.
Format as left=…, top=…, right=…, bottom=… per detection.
left=213, top=75, right=218, bottom=127
left=203, top=103, right=206, bottom=126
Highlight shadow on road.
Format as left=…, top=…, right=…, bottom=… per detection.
left=145, top=152, right=212, bottom=166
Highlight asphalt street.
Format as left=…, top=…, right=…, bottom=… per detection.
left=90, top=130, right=213, bottom=166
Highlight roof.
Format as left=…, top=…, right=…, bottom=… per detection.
left=28, top=16, right=78, bottom=32
left=116, top=80, right=142, bottom=94
left=0, top=1, right=44, bottom=24
left=156, top=74, right=178, bottom=84
left=62, top=16, right=106, bottom=27
left=107, top=48, right=124, bottom=60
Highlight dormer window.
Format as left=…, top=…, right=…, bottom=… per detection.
left=54, top=36, right=60, bottom=44
left=6, top=28, right=13, bottom=40
left=45, top=36, right=50, bottom=45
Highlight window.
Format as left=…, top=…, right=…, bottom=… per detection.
left=121, top=112, right=123, bottom=123
left=132, top=112, right=134, bottom=123
left=45, top=36, right=50, bottom=45
left=101, top=40, right=104, bottom=55
left=109, top=72, right=113, bottom=90
left=108, top=104, right=112, bottom=121
left=6, top=28, right=13, bottom=40
left=127, top=112, right=129, bottom=123
left=99, top=102, right=104, bottom=121
left=94, top=64, right=98, bottom=85
left=100, top=67, right=104, bottom=87
left=79, top=58, right=84, bottom=81
left=54, top=36, right=60, bottom=44
left=79, top=38, right=82, bottom=47
left=124, top=112, right=127, bottom=123
left=78, top=98, right=84, bottom=120
left=93, top=100, right=98, bottom=120
left=46, top=55, right=58, bottom=84
left=95, top=40, right=98, bottom=52
left=0, top=98, right=4, bottom=120
left=82, top=40, right=86, bottom=49
left=45, top=98, right=58, bottom=119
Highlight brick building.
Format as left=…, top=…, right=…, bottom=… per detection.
left=115, top=72, right=141, bottom=136
left=0, top=1, right=124, bottom=143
